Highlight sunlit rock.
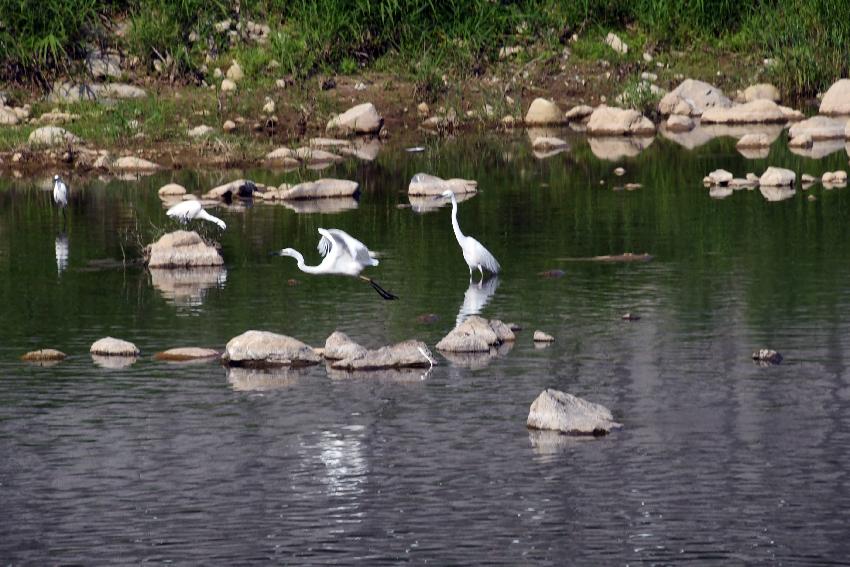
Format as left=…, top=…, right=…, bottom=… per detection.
left=274, top=178, right=359, bottom=200
left=323, top=331, right=368, bottom=360
left=759, top=166, right=795, bottom=186
left=564, top=104, right=594, bottom=122
left=701, top=99, right=801, bottom=124
left=524, top=98, right=565, bottom=125
left=154, top=347, right=220, bottom=361
left=658, top=79, right=732, bottom=116
left=819, top=79, right=850, bottom=115
left=90, top=336, right=140, bottom=356
left=527, top=389, right=622, bottom=435
left=788, top=115, right=846, bottom=140
left=587, top=105, right=655, bottom=135
left=533, top=330, right=554, bottom=342
left=222, top=330, right=321, bottom=367
left=145, top=230, right=223, bottom=268
left=326, top=102, right=383, bottom=135
left=408, top=173, right=477, bottom=196
left=21, top=349, right=66, bottom=362
left=666, top=114, right=694, bottom=132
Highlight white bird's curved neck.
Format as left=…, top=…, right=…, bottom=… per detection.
left=197, top=209, right=224, bottom=228
left=449, top=194, right=465, bottom=243
left=290, top=250, right=323, bottom=274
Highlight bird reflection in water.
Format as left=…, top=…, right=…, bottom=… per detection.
left=456, top=275, right=500, bottom=327
left=55, top=232, right=69, bottom=275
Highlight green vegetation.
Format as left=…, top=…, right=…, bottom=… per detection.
left=1, top=1, right=848, bottom=98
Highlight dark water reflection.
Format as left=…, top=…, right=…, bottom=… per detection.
left=2, top=131, right=850, bottom=563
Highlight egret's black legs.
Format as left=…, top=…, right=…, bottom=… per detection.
left=359, top=276, right=398, bottom=300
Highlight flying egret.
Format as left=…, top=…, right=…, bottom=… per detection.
left=271, top=228, right=398, bottom=300
left=438, top=189, right=500, bottom=280
left=52, top=175, right=68, bottom=218
left=166, top=200, right=226, bottom=230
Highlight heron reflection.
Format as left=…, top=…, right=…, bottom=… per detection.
left=55, top=232, right=68, bottom=275
left=456, top=275, right=500, bottom=327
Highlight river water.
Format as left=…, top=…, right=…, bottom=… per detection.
left=2, top=128, right=850, bottom=563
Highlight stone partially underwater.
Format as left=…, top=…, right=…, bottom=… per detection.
left=527, top=389, right=622, bottom=436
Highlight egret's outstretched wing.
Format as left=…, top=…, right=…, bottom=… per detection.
left=317, top=231, right=333, bottom=257
left=320, top=228, right=377, bottom=266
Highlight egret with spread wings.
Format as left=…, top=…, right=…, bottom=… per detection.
left=271, top=228, right=398, bottom=300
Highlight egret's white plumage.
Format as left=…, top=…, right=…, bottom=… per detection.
left=53, top=175, right=68, bottom=211
left=166, top=200, right=226, bottom=230
left=273, top=228, right=397, bottom=300
left=440, top=190, right=500, bottom=279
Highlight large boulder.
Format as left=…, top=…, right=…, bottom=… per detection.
left=436, top=316, right=515, bottom=353
left=90, top=337, right=140, bottom=356
left=524, top=98, right=565, bottom=125
left=586, top=105, right=655, bottom=136
left=222, top=330, right=321, bottom=367
left=819, top=79, right=850, bottom=115
left=277, top=178, right=359, bottom=200
left=742, top=83, right=781, bottom=103
left=788, top=115, right=847, bottom=140
left=701, top=99, right=802, bottom=124
left=408, top=173, right=477, bottom=196
left=326, top=102, right=383, bottom=135
left=658, top=79, right=732, bottom=116
left=145, top=230, right=223, bottom=268
left=330, top=339, right=435, bottom=370
left=759, top=167, right=795, bottom=186
left=527, top=389, right=622, bottom=435
left=28, top=126, right=81, bottom=147
left=323, top=331, right=368, bottom=360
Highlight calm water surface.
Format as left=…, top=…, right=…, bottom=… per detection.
left=2, top=129, right=850, bottom=564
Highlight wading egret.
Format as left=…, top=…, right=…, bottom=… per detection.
left=52, top=175, right=68, bottom=217
left=166, top=200, right=226, bottom=230
left=438, top=190, right=500, bottom=279
left=271, top=228, right=398, bottom=300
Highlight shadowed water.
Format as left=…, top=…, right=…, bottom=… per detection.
left=2, top=130, right=850, bottom=563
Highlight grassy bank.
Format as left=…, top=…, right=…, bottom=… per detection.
left=1, top=0, right=848, bottom=98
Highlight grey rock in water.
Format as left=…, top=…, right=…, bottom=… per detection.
left=323, top=331, right=368, bottom=360
left=436, top=316, right=515, bottom=353
left=90, top=337, right=140, bottom=356
left=21, top=348, right=66, bottom=362
left=222, top=330, right=321, bottom=367
left=276, top=178, right=358, bottom=200
left=759, top=167, right=795, bottom=186
left=408, top=173, right=477, bottom=196
left=524, top=98, right=566, bottom=125
left=145, top=230, right=223, bottom=268
left=331, top=340, right=435, bottom=370
left=707, top=169, right=734, bottom=185
left=527, top=389, right=622, bottom=435
left=326, top=102, right=383, bottom=135
left=752, top=349, right=783, bottom=365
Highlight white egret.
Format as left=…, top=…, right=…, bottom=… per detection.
left=271, top=228, right=398, bottom=300
left=52, top=175, right=68, bottom=218
left=439, top=189, right=500, bottom=279
left=166, top=200, right=226, bottom=230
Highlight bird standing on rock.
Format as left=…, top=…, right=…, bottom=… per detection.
left=271, top=228, right=398, bottom=300
left=166, top=200, right=227, bottom=230
left=438, top=189, right=500, bottom=280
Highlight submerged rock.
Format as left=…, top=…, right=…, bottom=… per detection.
left=222, top=330, right=321, bottom=367
left=436, top=316, right=515, bottom=353
left=145, top=230, right=223, bottom=268
left=524, top=98, right=565, bottom=125
left=819, top=79, right=850, bottom=115
left=527, top=389, right=622, bottom=435
left=323, top=331, right=368, bottom=360
left=90, top=337, right=139, bottom=356
left=408, top=173, right=477, bottom=196
left=586, top=105, right=655, bottom=136
left=658, top=79, right=732, bottom=117
left=154, top=347, right=220, bottom=361
left=326, top=102, right=383, bottom=135
left=21, top=348, right=66, bottom=362
left=330, top=340, right=435, bottom=370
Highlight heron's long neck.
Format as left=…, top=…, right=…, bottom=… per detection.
left=449, top=195, right=465, bottom=243
left=290, top=250, right=322, bottom=274
left=198, top=210, right=226, bottom=229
